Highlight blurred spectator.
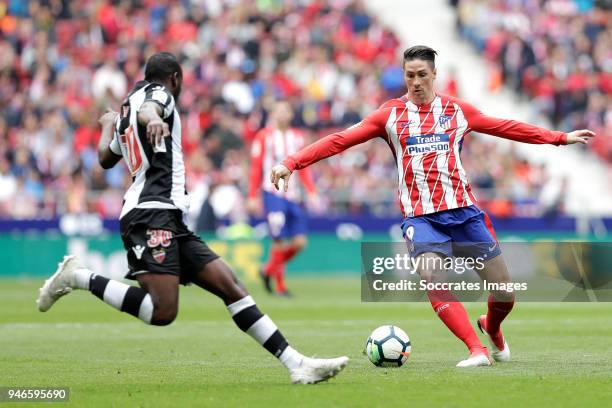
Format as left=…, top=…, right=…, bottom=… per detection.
left=92, top=60, right=127, bottom=101
left=539, top=175, right=569, bottom=219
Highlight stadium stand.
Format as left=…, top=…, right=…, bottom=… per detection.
left=0, top=0, right=572, bottom=222
left=454, top=0, right=611, bottom=163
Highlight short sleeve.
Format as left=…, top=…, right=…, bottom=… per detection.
left=143, top=84, right=175, bottom=119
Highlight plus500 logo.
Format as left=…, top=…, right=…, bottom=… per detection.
left=406, top=133, right=450, bottom=155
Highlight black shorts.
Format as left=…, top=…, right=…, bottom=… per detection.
left=120, top=209, right=219, bottom=285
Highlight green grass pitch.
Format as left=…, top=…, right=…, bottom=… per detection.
left=2, top=277, right=611, bottom=407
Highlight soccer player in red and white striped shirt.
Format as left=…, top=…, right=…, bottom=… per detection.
left=247, top=102, right=317, bottom=296
left=271, top=46, right=594, bottom=367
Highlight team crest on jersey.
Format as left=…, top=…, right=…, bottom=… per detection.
left=438, top=115, right=452, bottom=130
left=152, top=248, right=166, bottom=263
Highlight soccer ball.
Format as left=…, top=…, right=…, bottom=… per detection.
left=365, top=325, right=411, bottom=367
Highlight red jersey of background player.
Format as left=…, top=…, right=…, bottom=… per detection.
left=282, top=93, right=567, bottom=217
left=249, top=127, right=316, bottom=203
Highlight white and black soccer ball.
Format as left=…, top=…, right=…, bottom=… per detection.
left=365, top=325, right=411, bottom=367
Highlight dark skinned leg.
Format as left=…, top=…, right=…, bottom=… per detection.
left=191, top=258, right=248, bottom=305
left=191, top=258, right=307, bottom=368
left=136, top=273, right=180, bottom=326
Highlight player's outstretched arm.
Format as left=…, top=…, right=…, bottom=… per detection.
left=137, top=101, right=170, bottom=145
left=458, top=99, right=595, bottom=146
left=98, top=109, right=122, bottom=169
left=270, top=110, right=387, bottom=192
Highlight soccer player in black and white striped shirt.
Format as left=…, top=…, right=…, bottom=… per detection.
left=36, top=52, right=348, bottom=384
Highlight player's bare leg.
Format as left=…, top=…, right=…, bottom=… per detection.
left=417, top=252, right=491, bottom=367
left=192, top=258, right=349, bottom=384
left=192, top=258, right=248, bottom=304
left=37, top=255, right=181, bottom=326
left=135, top=274, right=180, bottom=325
left=473, top=254, right=514, bottom=362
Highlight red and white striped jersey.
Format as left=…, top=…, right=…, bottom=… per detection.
left=282, top=94, right=567, bottom=218
left=249, top=127, right=316, bottom=202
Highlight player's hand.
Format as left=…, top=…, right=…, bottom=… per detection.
left=146, top=118, right=170, bottom=145
left=246, top=198, right=261, bottom=215
left=98, top=109, right=118, bottom=127
left=566, top=129, right=595, bottom=145
left=270, top=164, right=292, bottom=192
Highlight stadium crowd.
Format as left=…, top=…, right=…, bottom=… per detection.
left=0, top=0, right=568, bottom=222
left=454, top=0, right=611, bottom=162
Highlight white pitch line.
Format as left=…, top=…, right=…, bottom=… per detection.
left=1, top=317, right=607, bottom=331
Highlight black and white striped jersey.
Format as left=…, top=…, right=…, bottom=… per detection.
left=109, top=81, right=187, bottom=219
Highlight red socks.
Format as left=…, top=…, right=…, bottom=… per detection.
left=428, top=290, right=485, bottom=354
left=263, top=247, right=285, bottom=278
left=264, top=244, right=304, bottom=294
left=281, top=246, right=300, bottom=263
left=486, top=293, right=515, bottom=349
left=263, top=246, right=292, bottom=293
left=427, top=290, right=515, bottom=354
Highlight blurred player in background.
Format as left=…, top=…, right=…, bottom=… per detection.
left=271, top=45, right=595, bottom=367
left=36, top=52, right=348, bottom=384
left=247, top=102, right=317, bottom=297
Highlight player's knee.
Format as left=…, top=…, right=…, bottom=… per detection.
left=151, top=304, right=178, bottom=326
left=292, top=235, right=307, bottom=251
left=490, top=289, right=515, bottom=303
